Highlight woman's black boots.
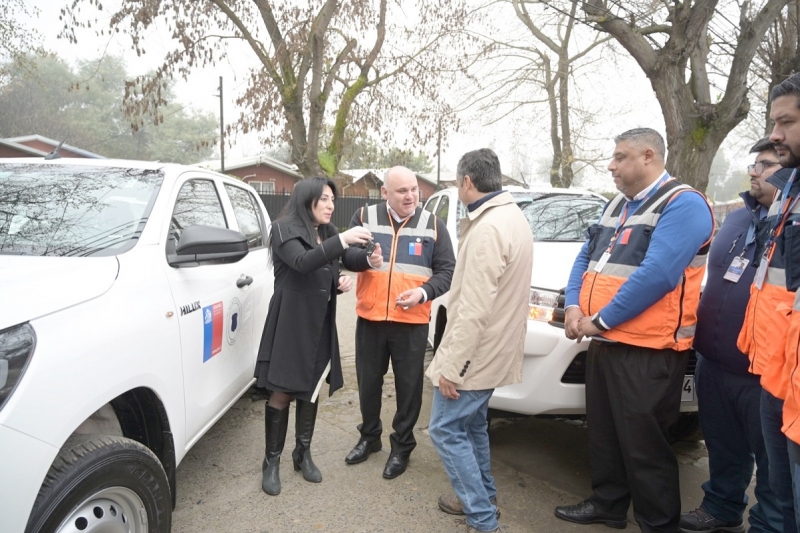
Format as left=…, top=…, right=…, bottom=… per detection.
left=262, top=405, right=289, bottom=495
left=292, top=399, right=322, bottom=483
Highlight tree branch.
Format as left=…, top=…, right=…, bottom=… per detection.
left=583, top=0, right=659, bottom=74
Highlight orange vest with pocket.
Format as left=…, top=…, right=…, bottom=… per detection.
left=579, top=180, right=712, bottom=351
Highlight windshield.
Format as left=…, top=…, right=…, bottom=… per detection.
left=510, top=191, right=533, bottom=206
left=0, top=163, right=162, bottom=257
left=522, top=193, right=606, bottom=241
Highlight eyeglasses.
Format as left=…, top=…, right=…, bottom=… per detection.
left=747, top=161, right=780, bottom=176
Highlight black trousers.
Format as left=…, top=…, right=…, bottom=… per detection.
left=586, top=340, right=689, bottom=533
left=355, top=317, right=429, bottom=454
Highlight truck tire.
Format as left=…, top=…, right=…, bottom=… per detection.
left=25, top=434, right=171, bottom=533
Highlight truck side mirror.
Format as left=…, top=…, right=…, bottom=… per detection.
left=167, top=225, right=249, bottom=267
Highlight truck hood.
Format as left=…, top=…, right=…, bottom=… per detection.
left=530, top=241, right=584, bottom=292
left=0, top=256, right=119, bottom=330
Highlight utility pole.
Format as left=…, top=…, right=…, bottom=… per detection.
left=215, top=76, right=225, bottom=173
left=436, top=118, right=441, bottom=189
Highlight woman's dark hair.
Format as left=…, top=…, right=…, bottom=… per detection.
left=268, top=177, right=338, bottom=255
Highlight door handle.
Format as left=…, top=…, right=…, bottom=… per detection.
left=236, top=275, right=254, bottom=288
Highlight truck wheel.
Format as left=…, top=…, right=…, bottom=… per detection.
left=667, top=412, right=703, bottom=444
left=25, top=434, right=171, bottom=533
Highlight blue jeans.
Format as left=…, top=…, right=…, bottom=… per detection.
left=788, top=439, right=800, bottom=530
left=761, top=388, right=797, bottom=531
left=429, top=387, right=498, bottom=532
left=694, top=355, right=782, bottom=532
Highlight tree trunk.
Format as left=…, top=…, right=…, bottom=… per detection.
left=664, top=129, right=724, bottom=193
left=651, top=68, right=746, bottom=193
left=557, top=49, right=574, bottom=189
left=582, top=0, right=789, bottom=194
left=544, top=59, right=563, bottom=188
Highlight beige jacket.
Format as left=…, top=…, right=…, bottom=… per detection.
left=426, top=192, right=533, bottom=390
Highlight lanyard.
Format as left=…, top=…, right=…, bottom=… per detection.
left=745, top=219, right=758, bottom=248
left=763, top=169, right=800, bottom=265
left=739, top=205, right=764, bottom=253
left=772, top=169, right=800, bottom=233
left=733, top=217, right=760, bottom=260
left=607, top=173, right=671, bottom=252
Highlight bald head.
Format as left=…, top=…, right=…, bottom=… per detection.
left=382, top=166, right=419, bottom=218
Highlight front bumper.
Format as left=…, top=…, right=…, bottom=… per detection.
left=0, top=424, right=58, bottom=533
left=489, top=320, right=699, bottom=415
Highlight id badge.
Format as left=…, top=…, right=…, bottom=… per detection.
left=594, top=251, right=611, bottom=273
left=754, top=256, right=768, bottom=290
left=723, top=256, right=749, bottom=283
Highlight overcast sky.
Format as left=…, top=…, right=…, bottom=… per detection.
left=18, top=0, right=760, bottom=193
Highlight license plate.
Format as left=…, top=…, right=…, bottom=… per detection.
left=681, top=376, right=695, bottom=402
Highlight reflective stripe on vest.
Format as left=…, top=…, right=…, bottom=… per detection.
left=769, top=175, right=800, bottom=441
left=579, top=180, right=712, bottom=351
left=739, top=198, right=797, bottom=395
left=355, top=204, right=437, bottom=324
left=781, top=290, right=800, bottom=442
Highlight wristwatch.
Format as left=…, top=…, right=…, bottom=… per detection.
left=591, top=313, right=609, bottom=332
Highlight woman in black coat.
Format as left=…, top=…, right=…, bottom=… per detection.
left=255, top=177, right=378, bottom=496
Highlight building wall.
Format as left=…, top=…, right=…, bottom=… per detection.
left=418, top=181, right=436, bottom=200
left=343, top=176, right=435, bottom=201
left=342, top=176, right=382, bottom=198
left=16, top=140, right=86, bottom=158
left=235, top=165, right=300, bottom=194
left=0, top=146, right=35, bottom=157
left=712, top=199, right=745, bottom=224
left=342, top=184, right=374, bottom=197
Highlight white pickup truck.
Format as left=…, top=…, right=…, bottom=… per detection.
left=0, top=158, right=273, bottom=532
left=423, top=186, right=699, bottom=439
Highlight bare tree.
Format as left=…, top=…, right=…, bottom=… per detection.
left=0, top=0, right=44, bottom=79
left=1, top=1, right=41, bottom=61
left=59, top=0, right=469, bottom=177
left=460, top=0, right=610, bottom=188
left=581, top=0, right=789, bottom=193
left=513, top=0, right=611, bottom=187
left=757, top=1, right=800, bottom=134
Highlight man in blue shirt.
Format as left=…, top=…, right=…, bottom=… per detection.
left=554, top=128, right=714, bottom=533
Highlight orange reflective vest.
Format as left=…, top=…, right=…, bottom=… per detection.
left=737, top=195, right=796, bottom=399
left=782, top=291, right=800, bottom=442
left=355, top=204, right=437, bottom=324
left=765, top=172, right=800, bottom=442
left=579, top=180, right=712, bottom=351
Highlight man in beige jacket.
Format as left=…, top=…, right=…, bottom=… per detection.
left=426, top=148, right=534, bottom=533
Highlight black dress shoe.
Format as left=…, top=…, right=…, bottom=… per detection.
left=382, top=452, right=409, bottom=479
left=345, top=439, right=382, bottom=464
left=554, top=500, right=627, bottom=529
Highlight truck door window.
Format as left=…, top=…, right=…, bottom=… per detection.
left=168, top=179, right=227, bottom=254
left=224, top=184, right=264, bottom=249
left=435, top=195, right=450, bottom=222
left=424, top=197, right=439, bottom=214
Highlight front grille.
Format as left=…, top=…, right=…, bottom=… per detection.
left=561, top=349, right=698, bottom=384
left=685, top=350, right=698, bottom=376
left=561, top=348, right=698, bottom=385
left=561, top=351, right=587, bottom=384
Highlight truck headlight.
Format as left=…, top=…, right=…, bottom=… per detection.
left=529, top=288, right=559, bottom=322
left=0, top=323, right=36, bottom=412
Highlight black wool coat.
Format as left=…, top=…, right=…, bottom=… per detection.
left=256, top=219, right=345, bottom=397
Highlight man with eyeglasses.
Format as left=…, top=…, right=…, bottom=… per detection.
left=748, top=161, right=781, bottom=178
left=679, top=137, right=784, bottom=533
